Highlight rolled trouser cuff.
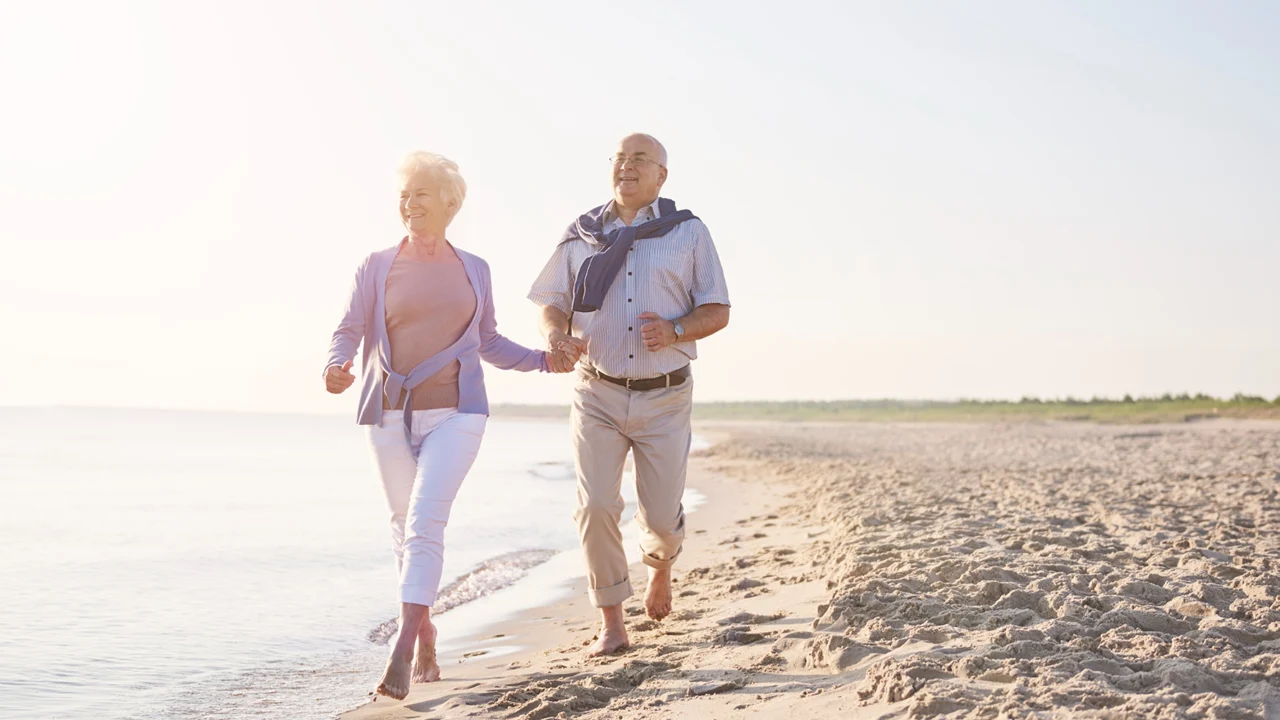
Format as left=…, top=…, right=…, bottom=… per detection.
left=588, top=576, right=634, bottom=608
left=640, top=546, right=681, bottom=571
left=399, top=584, right=437, bottom=607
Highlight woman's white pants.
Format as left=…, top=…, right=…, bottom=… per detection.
left=366, top=408, right=487, bottom=607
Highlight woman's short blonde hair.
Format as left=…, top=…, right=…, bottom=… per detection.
left=398, top=151, right=467, bottom=220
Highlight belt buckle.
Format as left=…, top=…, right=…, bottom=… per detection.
left=624, top=377, right=633, bottom=390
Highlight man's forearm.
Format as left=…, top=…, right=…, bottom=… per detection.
left=676, top=303, right=730, bottom=343
left=540, top=305, right=572, bottom=341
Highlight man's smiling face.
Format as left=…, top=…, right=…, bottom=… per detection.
left=611, top=134, right=667, bottom=207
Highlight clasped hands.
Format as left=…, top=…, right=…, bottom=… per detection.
left=547, top=330, right=586, bottom=373
left=546, top=312, right=678, bottom=373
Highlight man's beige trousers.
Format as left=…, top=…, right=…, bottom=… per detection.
left=571, top=371, right=693, bottom=608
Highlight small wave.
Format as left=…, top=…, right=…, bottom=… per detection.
left=367, top=548, right=559, bottom=644
left=527, top=461, right=575, bottom=481
left=366, top=617, right=399, bottom=645
left=434, top=548, right=559, bottom=613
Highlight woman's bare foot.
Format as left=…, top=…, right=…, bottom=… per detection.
left=412, top=619, right=441, bottom=683
left=586, top=604, right=630, bottom=656
left=377, top=602, right=430, bottom=700
left=644, top=566, right=673, bottom=621
left=375, top=650, right=412, bottom=700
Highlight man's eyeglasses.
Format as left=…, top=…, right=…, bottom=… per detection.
left=609, top=155, right=662, bottom=168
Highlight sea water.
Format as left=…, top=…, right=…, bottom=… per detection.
left=0, top=407, right=703, bottom=719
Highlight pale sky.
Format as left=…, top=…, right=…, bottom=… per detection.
left=1, top=1, right=1276, bottom=413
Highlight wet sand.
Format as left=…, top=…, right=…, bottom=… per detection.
left=345, top=420, right=1280, bottom=719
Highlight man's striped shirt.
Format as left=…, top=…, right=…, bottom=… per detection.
left=528, top=198, right=730, bottom=379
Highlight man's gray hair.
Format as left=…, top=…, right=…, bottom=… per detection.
left=398, top=151, right=468, bottom=219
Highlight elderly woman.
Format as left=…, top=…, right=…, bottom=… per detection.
left=324, top=151, right=577, bottom=700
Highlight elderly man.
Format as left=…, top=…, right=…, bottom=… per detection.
left=529, top=133, right=731, bottom=655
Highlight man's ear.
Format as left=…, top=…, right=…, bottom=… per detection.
left=657, top=166, right=668, bottom=187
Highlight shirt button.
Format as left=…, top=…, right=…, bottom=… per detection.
left=629, top=354, right=634, bottom=358
left=627, top=271, right=632, bottom=276
left=627, top=298, right=632, bottom=302
left=628, top=327, right=633, bottom=331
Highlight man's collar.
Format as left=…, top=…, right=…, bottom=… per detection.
left=604, top=197, right=663, bottom=225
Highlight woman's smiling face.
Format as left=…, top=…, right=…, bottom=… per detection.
left=399, top=170, right=455, bottom=234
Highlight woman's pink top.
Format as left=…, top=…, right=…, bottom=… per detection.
left=383, top=255, right=478, bottom=410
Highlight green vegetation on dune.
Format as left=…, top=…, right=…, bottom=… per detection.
left=493, top=394, right=1280, bottom=424
left=692, top=394, right=1280, bottom=423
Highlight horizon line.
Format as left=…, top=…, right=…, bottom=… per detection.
left=3, top=393, right=1276, bottom=417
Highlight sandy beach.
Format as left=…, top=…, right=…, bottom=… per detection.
left=344, top=420, right=1280, bottom=719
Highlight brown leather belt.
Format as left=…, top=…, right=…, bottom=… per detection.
left=582, top=364, right=690, bottom=391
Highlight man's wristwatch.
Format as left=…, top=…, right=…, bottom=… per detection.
left=672, top=321, right=685, bottom=340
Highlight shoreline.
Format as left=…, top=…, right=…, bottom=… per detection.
left=367, top=483, right=708, bottom=666
left=343, top=419, right=1280, bottom=720
left=339, top=432, right=720, bottom=711
left=342, top=428, right=793, bottom=719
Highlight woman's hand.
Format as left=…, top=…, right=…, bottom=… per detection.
left=547, top=348, right=577, bottom=373
left=325, top=360, right=356, bottom=393
left=546, top=331, right=585, bottom=373
left=545, top=332, right=585, bottom=373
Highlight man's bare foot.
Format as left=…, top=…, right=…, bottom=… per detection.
left=412, top=619, right=441, bottom=683
left=645, top=566, right=673, bottom=621
left=586, top=604, right=630, bottom=656
left=375, top=651, right=412, bottom=701
left=586, top=626, right=630, bottom=656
